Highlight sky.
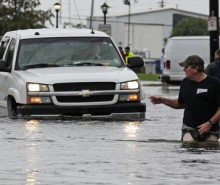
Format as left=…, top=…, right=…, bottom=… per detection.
left=40, top=0, right=211, bottom=27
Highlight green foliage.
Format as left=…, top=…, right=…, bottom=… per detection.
left=0, top=0, right=54, bottom=35
left=171, top=17, right=209, bottom=37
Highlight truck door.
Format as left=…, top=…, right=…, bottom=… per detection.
left=0, top=37, right=16, bottom=106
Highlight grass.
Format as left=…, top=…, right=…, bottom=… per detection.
left=137, top=73, right=159, bottom=81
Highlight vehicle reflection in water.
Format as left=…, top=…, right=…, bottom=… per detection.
left=24, top=120, right=40, bottom=185
left=123, top=121, right=141, bottom=139
left=25, top=120, right=40, bottom=135
left=123, top=121, right=142, bottom=184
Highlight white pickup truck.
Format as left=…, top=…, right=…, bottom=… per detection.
left=0, top=28, right=146, bottom=120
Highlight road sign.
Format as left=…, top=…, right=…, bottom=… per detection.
left=98, top=24, right=111, bottom=36
left=208, top=16, right=217, bottom=31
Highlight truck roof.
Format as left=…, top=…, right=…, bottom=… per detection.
left=5, top=28, right=109, bottom=39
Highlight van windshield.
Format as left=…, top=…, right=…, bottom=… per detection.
left=16, top=37, right=124, bottom=70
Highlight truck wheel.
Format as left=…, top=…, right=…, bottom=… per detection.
left=7, top=96, right=18, bottom=119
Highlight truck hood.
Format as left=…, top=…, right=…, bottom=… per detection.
left=14, top=66, right=138, bottom=84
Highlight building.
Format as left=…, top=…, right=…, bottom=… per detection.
left=88, top=8, right=208, bottom=59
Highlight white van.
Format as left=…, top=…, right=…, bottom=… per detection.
left=161, top=36, right=211, bottom=85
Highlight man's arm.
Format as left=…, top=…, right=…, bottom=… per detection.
left=149, top=96, right=184, bottom=109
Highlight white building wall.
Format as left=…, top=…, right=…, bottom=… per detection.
left=88, top=8, right=208, bottom=59
left=125, top=24, right=163, bottom=58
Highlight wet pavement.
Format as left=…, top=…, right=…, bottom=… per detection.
left=1, top=85, right=220, bottom=185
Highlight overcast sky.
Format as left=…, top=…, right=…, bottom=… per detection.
left=40, top=0, right=211, bottom=27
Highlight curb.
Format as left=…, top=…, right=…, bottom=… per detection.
left=141, top=81, right=163, bottom=86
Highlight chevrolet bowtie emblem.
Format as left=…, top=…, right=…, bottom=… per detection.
left=80, top=90, right=92, bottom=97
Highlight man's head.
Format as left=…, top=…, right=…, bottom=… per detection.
left=215, top=49, right=220, bottom=60
left=124, top=46, right=130, bottom=53
left=119, top=47, right=123, bottom=51
left=179, top=55, right=204, bottom=72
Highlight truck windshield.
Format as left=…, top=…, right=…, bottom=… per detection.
left=16, top=37, right=124, bottom=70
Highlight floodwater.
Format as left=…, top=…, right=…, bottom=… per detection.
left=1, top=85, right=220, bottom=185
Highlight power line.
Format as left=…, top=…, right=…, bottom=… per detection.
left=73, top=0, right=83, bottom=26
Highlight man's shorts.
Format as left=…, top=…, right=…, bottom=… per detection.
left=182, top=129, right=219, bottom=141
left=181, top=123, right=219, bottom=141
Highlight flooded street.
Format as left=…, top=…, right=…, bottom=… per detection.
left=1, top=85, right=220, bottom=185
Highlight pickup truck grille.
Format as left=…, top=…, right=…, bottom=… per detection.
left=53, top=82, right=116, bottom=103
left=53, top=82, right=116, bottom=91
left=56, top=95, right=113, bottom=102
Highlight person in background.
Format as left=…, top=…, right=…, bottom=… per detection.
left=205, top=49, right=220, bottom=80
left=124, top=46, right=134, bottom=64
left=149, top=55, right=220, bottom=142
left=118, top=46, right=125, bottom=61
left=160, top=48, right=165, bottom=72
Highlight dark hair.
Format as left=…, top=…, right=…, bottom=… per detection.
left=215, top=49, right=220, bottom=59
left=192, top=65, right=204, bottom=72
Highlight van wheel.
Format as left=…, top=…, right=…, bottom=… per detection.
left=7, top=96, right=19, bottom=119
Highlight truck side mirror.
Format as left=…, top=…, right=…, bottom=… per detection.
left=127, top=56, right=144, bottom=68
left=0, top=59, right=11, bottom=72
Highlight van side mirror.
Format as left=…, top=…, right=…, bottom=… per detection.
left=127, top=56, right=144, bottom=68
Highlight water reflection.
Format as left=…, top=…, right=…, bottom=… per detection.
left=25, top=120, right=40, bottom=134
left=123, top=121, right=141, bottom=139
left=123, top=122, right=142, bottom=185
left=24, top=120, right=40, bottom=185
left=26, top=171, right=38, bottom=185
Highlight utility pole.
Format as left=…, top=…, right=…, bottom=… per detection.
left=209, top=0, right=219, bottom=62
left=59, top=0, right=62, bottom=26
left=14, top=0, right=18, bottom=29
left=123, top=0, right=131, bottom=47
left=89, top=0, right=94, bottom=29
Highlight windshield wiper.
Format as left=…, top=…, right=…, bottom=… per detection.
left=23, top=63, right=60, bottom=70
left=73, top=62, right=106, bottom=66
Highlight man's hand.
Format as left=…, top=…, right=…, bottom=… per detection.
left=197, top=121, right=212, bottom=135
left=149, top=96, right=163, bottom=104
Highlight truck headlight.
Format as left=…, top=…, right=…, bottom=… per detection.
left=119, top=94, right=140, bottom=102
left=26, top=83, right=51, bottom=104
left=27, top=96, right=51, bottom=104
left=27, top=83, right=49, bottom=92
left=120, top=80, right=139, bottom=90
left=119, top=80, right=140, bottom=102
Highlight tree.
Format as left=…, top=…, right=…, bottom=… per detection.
left=0, top=0, right=54, bottom=35
left=170, top=17, right=209, bottom=37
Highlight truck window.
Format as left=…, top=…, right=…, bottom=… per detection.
left=16, top=37, right=124, bottom=70
left=4, top=38, right=16, bottom=69
left=0, top=37, right=10, bottom=59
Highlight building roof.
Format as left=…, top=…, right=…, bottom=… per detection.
left=109, top=7, right=208, bottom=18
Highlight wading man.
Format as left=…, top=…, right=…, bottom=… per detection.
left=149, top=55, right=220, bottom=142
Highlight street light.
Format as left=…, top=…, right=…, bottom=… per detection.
left=101, top=3, right=109, bottom=24
left=54, top=2, right=61, bottom=28
left=123, top=0, right=131, bottom=47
